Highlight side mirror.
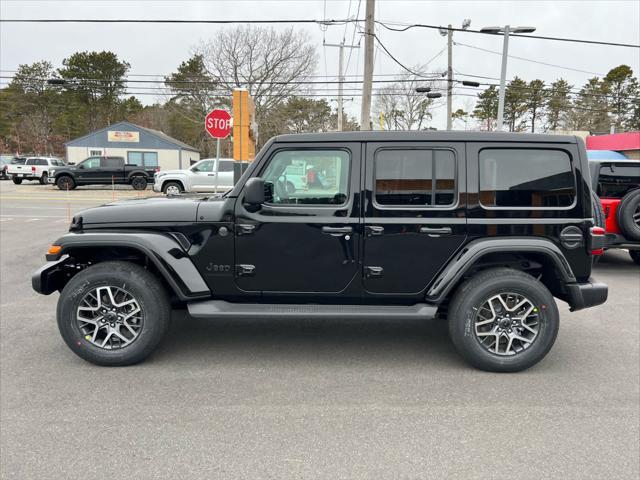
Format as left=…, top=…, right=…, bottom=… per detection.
left=78, top=164, right=85, bottom=169
left=244, top=177, right=265, bottom=206
left=68, top=162, right=75, bottom=166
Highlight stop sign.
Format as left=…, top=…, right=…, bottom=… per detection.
left=205, top=109, right=232, bottom=139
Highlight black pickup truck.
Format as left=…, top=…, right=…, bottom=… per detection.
left=48, top=156, right=157, bottom=190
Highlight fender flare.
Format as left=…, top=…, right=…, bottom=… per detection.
left=39, top=231, right=211, bottom=300
left=126, top=170, right=150, bottom=181
left=426, top=237, right=576, bottom=303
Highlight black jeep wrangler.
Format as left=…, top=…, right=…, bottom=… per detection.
left=33, top=132, right=608, bottom=372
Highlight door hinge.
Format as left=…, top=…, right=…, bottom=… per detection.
left=236, top=264, right=256, bottom=277
left=365, top=266, right=384, bottom=278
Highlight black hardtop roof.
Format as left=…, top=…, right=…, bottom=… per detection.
left=273, top=130, right=578, bottom=144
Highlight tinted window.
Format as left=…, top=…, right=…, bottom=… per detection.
left=479, top=149, right=575, bottom=208
left=82, top=157, right=101, bottom=169
left=193, top=160, right=214, bottom=172
left=597, top=164, right=640, bottom=198
left=375, top=149, right=456, bottom=206
left=218, top=161, right=234, bottom=172
left=262, top=149, right=350, bottom=205
left=11, top=158, right=26, bottom=165
left=102, top=157, right=123, bottom=168
left=36, top=159, right=47, bottom=166
left=26, top=158, right=37, bottom=165
left=52, top=159, right=65, bottom=166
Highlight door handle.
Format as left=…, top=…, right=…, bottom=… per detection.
left=419, top=226, right=452, bottom=237
left=322, top=226, right=353, bottom=236
left=208, top=173, right=216, bottom=176
left=366, top=225, right=384, bottom=236
left=237, top=224, right=256, bottom=235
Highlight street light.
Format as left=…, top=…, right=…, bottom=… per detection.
left=416, top=87, right=431, bottom=93
left=480, top=25, right=536, bottom=131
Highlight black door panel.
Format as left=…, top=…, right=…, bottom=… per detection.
left=363, top=142, right=467, bottom=295
left=234, top=142, right=362, bottom=295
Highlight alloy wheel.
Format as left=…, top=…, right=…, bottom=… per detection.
left=473, top=292, right=540, bottom=356
left=165, top=185, right=181, bottom=195
left=76, top=286, right=143, bottom=349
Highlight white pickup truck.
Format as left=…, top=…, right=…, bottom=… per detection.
left=7, top=156, right=66, bottom=185
left=153, top=158, right=236, bottom=194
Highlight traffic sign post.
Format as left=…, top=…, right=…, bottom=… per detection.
left=205, top=109, right=232, bottom=194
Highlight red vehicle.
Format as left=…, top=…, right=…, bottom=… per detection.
left=589, top=159, right=640, bottom=264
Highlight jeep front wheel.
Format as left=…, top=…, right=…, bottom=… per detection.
left=448, top=268, right=559, bottom=372
left=56, top=261, right=171, bottom=366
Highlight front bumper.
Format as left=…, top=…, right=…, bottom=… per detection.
left=48, top=176, right=56, bottom=184
left=153, top=182, right=162, bottom=192
left=565, top=278, right=608, bottom=312
left=32, top=257, right=70, bottom=295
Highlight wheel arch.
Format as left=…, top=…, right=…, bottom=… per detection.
left=34, top=232, right=211, bottom=302
left=427, top=238, right=576, bottom=305
left=161, top=178, right=186, bottom=192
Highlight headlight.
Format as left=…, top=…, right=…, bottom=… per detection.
left=49, top=169, right=56, bottom=176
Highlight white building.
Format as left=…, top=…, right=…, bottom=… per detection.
left=65, top=121, right=200, bottom=170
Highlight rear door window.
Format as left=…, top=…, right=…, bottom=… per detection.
left=597, top=164, right=640, bottom=198
left=374, top=148, right=456, bottom=207
left=102, top=157, right=123, bottom=168
left=479, top=149, right=576, bottom=208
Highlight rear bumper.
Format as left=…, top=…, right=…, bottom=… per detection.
left=565, top=278, right=608, bottom=312
left=605, top=233, right=639, bottom=250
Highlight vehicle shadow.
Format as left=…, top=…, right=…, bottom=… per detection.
left=154, top=312, right=463, bottom=368
left=593, top=249, right=638, bottom=273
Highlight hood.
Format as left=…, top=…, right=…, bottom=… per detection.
left=156, top=168, right=189, bottom=176
left=77, top=195, right=206, bottom=225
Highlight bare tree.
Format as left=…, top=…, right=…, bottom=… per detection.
left=374, top=70, right=438, bottom=130
left=197, top=26, right=317, bottom=115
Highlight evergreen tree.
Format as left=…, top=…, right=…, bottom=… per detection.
left=545, top=79, right=572, bottom=131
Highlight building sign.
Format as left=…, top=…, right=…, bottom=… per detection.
left=108, top=130, right=140, bottom=143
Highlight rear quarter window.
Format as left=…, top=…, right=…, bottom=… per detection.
left=479, top=148, right=576, bottom=208
left=597, top=164, right=640, bottom=198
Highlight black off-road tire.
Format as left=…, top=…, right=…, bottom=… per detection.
left=131, top=176, right=148, bottom=190
left=56, top=175, right=75, bottom=190
left=12, top=177, right=22, bottom=185
left=162, top=181, right=184, bottom=195
left=591, top=191, right=605, bottom=230
left=617, top=189, right=640, bottom=241
left=39, top=172, right=48, bottom=185
left=629, top=250, right=640, bottom=266
left=57, top=261, right=171, bottom=366
left=448, top=268, right=560, bottom=372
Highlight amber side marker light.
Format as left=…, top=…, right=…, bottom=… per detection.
left=47, top=245, right=62, bottom=255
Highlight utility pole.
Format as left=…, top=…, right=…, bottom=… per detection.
left=446, top=24, right=453, bottom=130
left=325, top=41, right=359, bottom=131
left=360, top=0, right=375, bottom=130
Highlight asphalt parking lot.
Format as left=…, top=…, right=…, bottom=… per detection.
left=0, top=179, right=638, bottom=479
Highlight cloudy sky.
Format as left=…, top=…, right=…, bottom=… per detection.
left=1, top=0, right=639, bottom=129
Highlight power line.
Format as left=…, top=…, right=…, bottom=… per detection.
left=2, top=16, right=638, bottom=48
left=454, top=41, right=606, bottom=76
left=375, top=20, right=640, bottom=49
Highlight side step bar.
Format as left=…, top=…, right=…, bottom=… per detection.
left=187, top=300, right=437, bottom=320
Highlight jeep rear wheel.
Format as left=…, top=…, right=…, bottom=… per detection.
left=57, top=261, right=170, bottom=366
left=448, top=268, right=559, bottom=372
left=39, top=172, right=48, bottom=185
